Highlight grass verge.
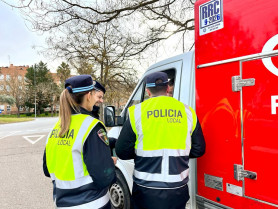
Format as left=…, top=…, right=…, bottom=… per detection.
left=0, top=113, right=59, bottom=118
left=0, top=118, right=34, bottom=124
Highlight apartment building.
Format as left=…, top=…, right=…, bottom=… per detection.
left=0, top=64, right=62, bottom=115
left=0, top=64, right=29, bottom=114
left=0, top=64, right=132, bottom=116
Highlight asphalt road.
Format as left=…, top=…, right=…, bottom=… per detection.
left=0, top=117, right=59, bottom=209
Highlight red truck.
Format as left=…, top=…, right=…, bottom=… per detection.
left=106, top=0, right=278, bottom=208
left=195, top=0, right=278, bottom=208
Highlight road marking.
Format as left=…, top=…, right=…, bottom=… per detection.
left=0, top=129, right=51, bottom=140
left=23, top=135, right=45, bottom=144
left=0, top=131, right=21, bottom=140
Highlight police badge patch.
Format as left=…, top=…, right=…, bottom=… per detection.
left=97, top=129, right=109, bottom=146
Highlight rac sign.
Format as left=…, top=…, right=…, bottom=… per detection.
left=262, top=35, right=278, bottom=115
left=262, top=34, right=278, bottom=76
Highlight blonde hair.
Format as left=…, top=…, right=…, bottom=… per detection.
left=59, top=89, right=80, bottom=137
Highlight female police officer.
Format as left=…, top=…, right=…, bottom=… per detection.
left=43, top=75, right=116, bottom=209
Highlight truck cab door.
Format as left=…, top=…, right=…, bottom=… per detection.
left=111, top=59, right=183, bottom=193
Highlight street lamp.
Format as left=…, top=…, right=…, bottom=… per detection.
left=34, top=67, right=36, bottom=118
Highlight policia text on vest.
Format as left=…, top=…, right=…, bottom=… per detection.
left=49, top=128, right=74, bottom=146
left=147, top=109, right=183, bottom=123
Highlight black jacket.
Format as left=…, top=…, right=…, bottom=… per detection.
left=91, top=105, right=100, bottom=119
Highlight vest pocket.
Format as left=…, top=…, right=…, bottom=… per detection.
left=135, top=156, right=162, bottom=173
left=168, top=156, right=189, bottom=175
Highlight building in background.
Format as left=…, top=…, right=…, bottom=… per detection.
left=0, top=64, right=134, bottom=116
left=0, top=64, right=61, bottom=115
left=0, top=64, right=29, bottom=114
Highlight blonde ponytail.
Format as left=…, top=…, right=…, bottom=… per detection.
left=59, top=89, right=80, bottom=137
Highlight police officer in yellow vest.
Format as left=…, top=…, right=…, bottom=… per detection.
left=43, top=75, right=116, bottom=209
left=115, top=72, right=206, bottom=209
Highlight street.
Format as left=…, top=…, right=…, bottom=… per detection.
left=0, top=117, right=58, bottom=209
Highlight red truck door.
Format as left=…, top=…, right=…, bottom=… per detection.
left=195, top=0, right=278, bottom=207
left=240, top=54, right=278, bottom=206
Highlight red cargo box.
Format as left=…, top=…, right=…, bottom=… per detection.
left=195, top=0, right=278, bottom=208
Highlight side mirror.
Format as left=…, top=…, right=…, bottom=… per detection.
left=115, top=116, right=124, bottom=126
left=104, top=106, right=115, bottom=127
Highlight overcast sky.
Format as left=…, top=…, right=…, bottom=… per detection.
left=0, top=2, right=60, bottom=72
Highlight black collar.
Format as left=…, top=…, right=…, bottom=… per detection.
left=79, top=106, right=94, bottom=117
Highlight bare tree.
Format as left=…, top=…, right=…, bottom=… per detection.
left=70, top=58, right=95, bottom=77
left=0, top=95, right=15, bottom=106
left=3, top=0, right=195, bottom=54
left=45, top=22, right=138, bottom=90
left=40, top=81, right=60, bottom=116
left=105, top=81, right=137, bottom=115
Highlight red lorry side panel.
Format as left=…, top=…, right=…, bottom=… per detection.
left=195, top=0, right=278, bottom=208
left=242, top=59, right=278, bottom=204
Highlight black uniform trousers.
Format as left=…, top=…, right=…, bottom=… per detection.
left=132, top=183, right=189, bottom=209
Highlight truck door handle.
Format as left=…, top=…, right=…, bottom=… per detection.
left=242, top=171, right=257, bottom=180
left=234, top=164, right=257, bottom=181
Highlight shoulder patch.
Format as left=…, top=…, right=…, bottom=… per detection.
left=97, top=128, right=109, bottom=146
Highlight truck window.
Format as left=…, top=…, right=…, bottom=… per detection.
left=168, top=78, right=175, bottom=97
left=128, top=81, right=145, bottom=108
left=143, top=87, right=150, bottom=101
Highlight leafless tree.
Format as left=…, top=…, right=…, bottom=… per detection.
left=45, top=21, right=138, bottom=89
left=104, top=81, right=137, bottom=115
left=69, top=57, right=95, bottom=78
left=41, top=20, right=138, bottom=116
left=3, top=0, right=195, bottom=54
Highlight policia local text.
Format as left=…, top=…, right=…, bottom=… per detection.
left=147, top=109, right=183, bottom=123
left=49, top=129, right=74, bottom=146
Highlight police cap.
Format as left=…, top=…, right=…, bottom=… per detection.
left=93, top=80, right=106, bottom=94
left=146, top=72, right=168, bottom=88
left=65, top=75, right=94, bottom=94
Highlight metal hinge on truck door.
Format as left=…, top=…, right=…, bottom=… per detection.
left=234, top=164, right=257, bottom=181
left=232, top=76, right=255, bottom=92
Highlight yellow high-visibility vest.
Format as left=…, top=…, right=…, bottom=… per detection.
left=46, top=114, right=110, bottom=208
left=129, top=96, right=197, bottom=189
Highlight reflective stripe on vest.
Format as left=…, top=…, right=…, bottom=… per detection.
left=46, top=114, right=108, bottom=207
left=56, top=192, right=110, bottom=209
left=129, top=96, right=197, bottom=188
left=50, top=173, right=93, bottom=189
